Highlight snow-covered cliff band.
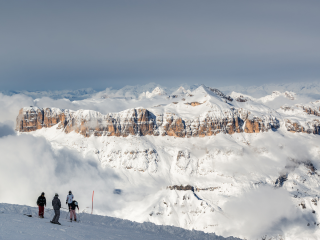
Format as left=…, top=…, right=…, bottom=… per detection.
left=15, top=86, right=320, bottom=136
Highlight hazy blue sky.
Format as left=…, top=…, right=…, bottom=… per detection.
left=1, top=0, right=320, bottom=91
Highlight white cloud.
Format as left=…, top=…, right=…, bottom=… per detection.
left=220, top=186, right=316, bottom=239
left=0, top=133, right=123, bottom=214
left=0, top=93, right=33, bottom=124
left=0, top=122, right=15, bottom=137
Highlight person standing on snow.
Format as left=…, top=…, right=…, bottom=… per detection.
left=69, top=200, right=79, bottom=222
left=36, top=192, right=46, bottom=218
left=66, top=191, right=74, bottom=209
left=51, top=193, right=61, bottom=225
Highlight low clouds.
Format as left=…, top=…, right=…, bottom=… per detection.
left=0, top=122, right=15, bottom=138
left=0, top=90, right=171, bottom=129
left=0, top=93, right=33, bottom=123
left=0, top=133, right=124, bottom=213
left=221, top=186, right=316, bottom=239
left=209, top=132, right=320, bottom=239
left=213, top=131, right=319, bottom=178
left=33, top=95, right=173, bottom=115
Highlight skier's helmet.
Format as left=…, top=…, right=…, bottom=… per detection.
left=41, top=192, right=45, bottom=196
left=55, top=193, right=59, bottom=196
left=69, top=191, right=72, bottom=194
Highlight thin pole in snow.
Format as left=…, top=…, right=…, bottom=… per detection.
left=91, top=190, right=94, bottom=214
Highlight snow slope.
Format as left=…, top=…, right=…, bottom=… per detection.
left=0, top=203, right=237, bottom=240
left=220, top=81, right=320, bottom=98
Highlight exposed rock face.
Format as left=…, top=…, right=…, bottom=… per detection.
left=285, top=119, right=320, bottom=134
left=280, top=105, right=293, bottom=112
left=167, top=185, right=219, bottom=192
left=275, top=174, right=288, bottom=187
left=164, top=118, right=186, bottom=137
left=280, top=104, right=320, bottom=117
left=284, top=91, right=295, bottom=100
left=235, top=96, right=248, bottom=102
left=289, top=159, right=318, bottom=175
left=100, top=148, right=159, bottom=173
left=207, top=88, right=233, bottom=102
left=302, top=106, right=320, bottom=117
left=16, top=106, right=282, bottom=137
left=174, top=150, right=197, bottom=175
left=244, top=117, right=279, bottom=133
left=16, top=107, right=69, bottom=132
left=168, top=185, right=194, bottom=191
left=184, top=102, right=203, bottom=106
left=88, top=108, right=155, bottom=137
left=305, top=161, right=317, bottom=174
left=194, top=187, right=219, bottom=192
left=276, top=159, right=319, bottom=189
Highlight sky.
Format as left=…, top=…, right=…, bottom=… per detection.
left=1, top=0, right=320, bottom=91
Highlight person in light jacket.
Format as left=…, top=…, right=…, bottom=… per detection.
left=51, top=193, right=61, bottom=225
left=66, top=190, right=74, bottom=209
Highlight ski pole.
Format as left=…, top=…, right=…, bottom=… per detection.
left=65, top=207, right=70, bottom=220
left=61, top=206, right=69, bottom=219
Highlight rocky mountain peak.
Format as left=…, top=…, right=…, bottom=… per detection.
left=146, top=87, right=166, bottom=98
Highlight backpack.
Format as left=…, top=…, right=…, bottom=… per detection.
left=37, top=196, right=45, bottom=205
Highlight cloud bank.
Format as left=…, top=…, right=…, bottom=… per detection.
left=0, top=132, right=124, bottom=213
left=221, top=186, right=316, bottom=239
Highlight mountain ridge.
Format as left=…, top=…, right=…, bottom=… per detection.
left=16, top=85, right=320, bottom=137
left=4, top=81, right=320, bottom=100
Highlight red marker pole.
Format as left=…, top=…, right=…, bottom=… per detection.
left=91, top=191, right=94, bottom=214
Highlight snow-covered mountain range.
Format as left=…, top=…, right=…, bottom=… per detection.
left=1, top=81, right=320, bottom=240
left=4, top=81, right=320, bottom=100
left=16, top=85, right=320, bottom=137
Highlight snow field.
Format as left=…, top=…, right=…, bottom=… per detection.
left=0, top=203, right=237, bottom=240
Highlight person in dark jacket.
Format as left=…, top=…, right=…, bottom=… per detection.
left=51, top=193, right=61, bottom=225
left=69, top=200, right=79, bottom=222
left=37, top=192, right=46, bottom=218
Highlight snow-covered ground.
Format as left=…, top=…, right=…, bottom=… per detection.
left=0, top=203, right=237, bottom=240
